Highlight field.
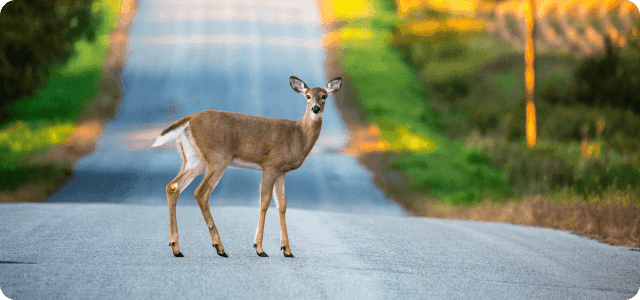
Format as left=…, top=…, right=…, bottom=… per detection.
left=321, top=0, right=640, bottom=247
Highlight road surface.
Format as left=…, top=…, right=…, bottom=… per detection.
left=1, top=204, right=639, bottom=299
left=1, top=0, right=639, bottom=299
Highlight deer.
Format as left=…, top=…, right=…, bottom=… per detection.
left=151, top=76, right=342, bottom=258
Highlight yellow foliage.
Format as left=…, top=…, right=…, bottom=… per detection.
left=340, top=28, right=376, bottom=41
left=399, top=18, right=484, bottom=38
left=331, top=28, right=391, bottom=48
left=397, top=0, right=423, bottom=16
left=392, top=126, right=438, bottom=152
left=444, top=18, right=484, bottom=32
left=321, top=0, right=375, bottom=23
left=498, top=0, right=636, bottom=19
left=93, top=0, right=121, bottom=14
left=334, top=0, right=374, bottom=19
left=407, top=19, right=443, bottom=35
left=581, top=140, right=601, bottom=160
left=0, top=122, right=74, bottom=153
left=396, top=0, right=479, bottom=16
left=341, top=124, right=437, bottom=155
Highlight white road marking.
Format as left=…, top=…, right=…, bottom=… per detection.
left=151, top=0, right=320, bottom=23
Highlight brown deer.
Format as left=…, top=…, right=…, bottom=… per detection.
left=152, top=76, right=342, bottom=258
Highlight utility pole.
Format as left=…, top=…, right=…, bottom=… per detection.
left=525, top=0, right=537, bottom=149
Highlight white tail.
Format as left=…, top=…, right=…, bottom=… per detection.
left=158, top=76, right=342, bottom=258
left=151, top=122, right=189, bottom=147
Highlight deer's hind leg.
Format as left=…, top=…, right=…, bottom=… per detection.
left=194, top=157, right=232, bottom=257
left=167, top=141, right=205, bottom=257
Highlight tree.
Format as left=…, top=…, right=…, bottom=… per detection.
left=0, top=0, right=99, bottom=113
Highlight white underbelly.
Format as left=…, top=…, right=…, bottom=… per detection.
left=230, top=158, right=262, bottom=170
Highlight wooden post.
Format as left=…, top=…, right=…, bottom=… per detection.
left=525, top=0, right=537, bottom=149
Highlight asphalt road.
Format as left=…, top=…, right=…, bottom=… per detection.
left=1, top=203, right=639, bottom=299
left=2, top=0, right=639, bottom=299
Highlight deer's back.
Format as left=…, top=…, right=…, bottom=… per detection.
left=188, top=110, right=306, bottom=170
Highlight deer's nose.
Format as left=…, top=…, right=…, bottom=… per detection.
left=311, top=105, right=321, bottom=114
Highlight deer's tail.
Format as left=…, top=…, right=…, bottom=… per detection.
left=151, top=117, right=191, bottom=147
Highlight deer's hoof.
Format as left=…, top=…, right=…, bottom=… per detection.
left=174, top=252, right=184, bottom=257
left=254, top=243, right=268, bottom=257
left=281, top=246, right=294, bottom=257
left=253, top=243, right=268, bottom=257
left=213, top=244, right=228, bottom=257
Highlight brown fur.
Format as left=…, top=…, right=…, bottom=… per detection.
left=160, top=76, right=342, bottom=258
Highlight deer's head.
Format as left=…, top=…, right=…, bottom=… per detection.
left=290, top=76, right=342, bottom=121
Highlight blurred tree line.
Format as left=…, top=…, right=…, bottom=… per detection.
left=571, top=38, right=640, bottom=113
left=1, top=0, right=100, bottom=118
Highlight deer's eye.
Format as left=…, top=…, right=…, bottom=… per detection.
left=321, top=95, right=326, bottom=99
left=306, top=95, right=310, bottom=99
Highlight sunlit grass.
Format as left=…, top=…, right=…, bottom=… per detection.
left=94, top=0, right=121, bottom=15
left=65, top=0, right=121, bottom=74
left=339, top=28, right=376, bottom=42
left=386, top=125, right=439, bottom=152
left=400, top=18, right=485, bottom=37
left=397, top=0, right=479, bottom=16
left=0, top=121, right=75, bottom=193
left=419, top=36, right=515, bottom=80
left=11, top=70, right=103, bottom=121
left=0, top=122, right=74, bottom=154
left=333, top=0, right=375, bottom=19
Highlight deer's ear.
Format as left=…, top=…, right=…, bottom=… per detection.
left=290, top=76, right=308, bottom=94
left=325, top=77, right=342, bottom=94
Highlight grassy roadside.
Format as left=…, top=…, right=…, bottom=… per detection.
left=0, top=0, right=130, bottom=202
left=320, top=0, right=640, bottom=247
left=323, top=0, right=511, bottom=205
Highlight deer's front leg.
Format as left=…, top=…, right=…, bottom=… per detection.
left=195, top=165, right=229, bottom=257
left=274, top=174, right=293, bottom=257
left=254, top=170, right=278, bottom=257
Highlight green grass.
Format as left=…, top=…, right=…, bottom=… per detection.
left=408, top=37, right=640, bottom=198
left=338, top=0, right=640, bottom=204
left=428, top=52, right=582, bottom=138
left=419, top=36, right=516, bottom=81
left=0, top=0, right=121, bottom=192
left=466, top=133, right=640, bottom=198
left=336, top=0, right=511, bottom=204
left=10, top=71, right=104, bottom=122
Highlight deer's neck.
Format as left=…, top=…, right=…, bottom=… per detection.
left=298, top=114, right=322, bottom=156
